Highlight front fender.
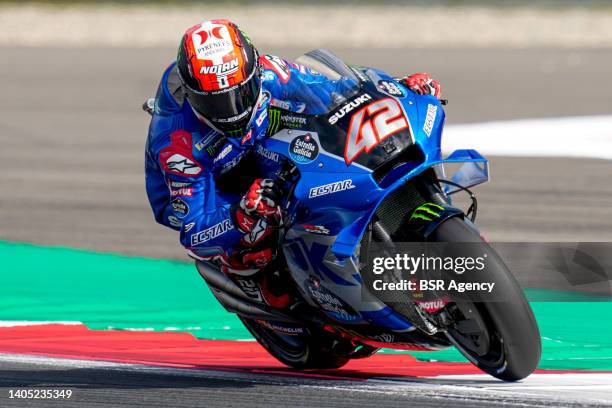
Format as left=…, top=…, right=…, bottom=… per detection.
left=400, top=202, right=464, bottom=240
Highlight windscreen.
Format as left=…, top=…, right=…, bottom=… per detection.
left=290, top=49, right=361, bottom=115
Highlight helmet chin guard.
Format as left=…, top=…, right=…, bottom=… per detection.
left=190, top=86, right=264, bottom=138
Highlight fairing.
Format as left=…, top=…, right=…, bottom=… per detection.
left=254, top=50, right=490, bottom=340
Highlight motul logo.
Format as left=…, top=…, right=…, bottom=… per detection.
left=200, top=58, right=239, bottom=75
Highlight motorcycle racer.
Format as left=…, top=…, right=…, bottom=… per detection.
left=144, top=19, right=441, bottom=302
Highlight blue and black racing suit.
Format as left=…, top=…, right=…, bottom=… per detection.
left=145, top=55, right=345, bottom=266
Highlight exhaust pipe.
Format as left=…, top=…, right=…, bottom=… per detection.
left=195, top=260, right=254, bottom=302
left=209, top=287, right=298, bottom=323
left=195, top=260, right=298, bottom=323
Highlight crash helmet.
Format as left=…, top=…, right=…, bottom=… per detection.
left=176, top=20, right=262, bottom=136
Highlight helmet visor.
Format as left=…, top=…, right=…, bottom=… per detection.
left=183, top=68, right=261, bottom=130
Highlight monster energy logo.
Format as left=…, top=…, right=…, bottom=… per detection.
left=266, top=108, right=282, bottom=136
left=266, top=108, right=307, bottom=136
left=410, top=203, right=445, bottom=222
left=203, top=136, right=227, bottom=158
left=225, top=129, right=242, bottom=138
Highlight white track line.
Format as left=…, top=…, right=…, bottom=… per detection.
left=437, top=373, right=612, bottom=389
left=0, top=320, right=81, bottom=327
left=444, top=115, right=612, bottom=160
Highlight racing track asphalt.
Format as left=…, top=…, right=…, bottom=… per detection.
left=2, top=355, right=612, bottom=408
left=1, top=47, right=612, bottom=407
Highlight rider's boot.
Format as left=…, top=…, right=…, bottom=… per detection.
left=259, top=268, right=292, bottom=309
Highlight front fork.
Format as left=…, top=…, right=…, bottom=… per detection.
left=366, top=171, right=466, bottom=334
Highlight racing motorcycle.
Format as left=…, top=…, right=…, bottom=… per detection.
left=190, top=49, right=541, bottom=381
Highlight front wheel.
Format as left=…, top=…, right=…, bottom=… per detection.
left=239, top=317, right=351, bottom=369
left=431, top=218, right=541, bottom=381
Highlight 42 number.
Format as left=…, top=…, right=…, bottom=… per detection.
left=344, top=98, right=410, bottom=165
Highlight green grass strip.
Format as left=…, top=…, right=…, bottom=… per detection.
left=1, top=240, right=611, bottom=370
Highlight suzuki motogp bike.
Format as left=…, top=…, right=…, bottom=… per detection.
left=191, top=50, right=541, bottom=381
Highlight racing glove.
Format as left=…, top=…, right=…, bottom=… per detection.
left=400, top=73, right=442, bottom=98
left=234, top=179, right=283, bottom=248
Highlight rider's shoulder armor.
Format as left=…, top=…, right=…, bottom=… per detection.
left=259, top=54, right=293, bottom=86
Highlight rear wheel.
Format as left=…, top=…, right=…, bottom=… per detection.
left=429, top=218, right=541, bottom=381
left=239, top=317, right=351, bottom=369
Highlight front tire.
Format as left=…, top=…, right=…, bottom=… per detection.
left=430, top=218, right=541, bottom=381
left=239, top=317, right=350, bottom=369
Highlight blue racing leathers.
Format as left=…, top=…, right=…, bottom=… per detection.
left=145, top=55, right=345, bottom=267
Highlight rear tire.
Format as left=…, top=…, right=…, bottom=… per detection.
left=430, top=218, right=541, bottom=381
left=239, top=317, right=350, bottom=369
